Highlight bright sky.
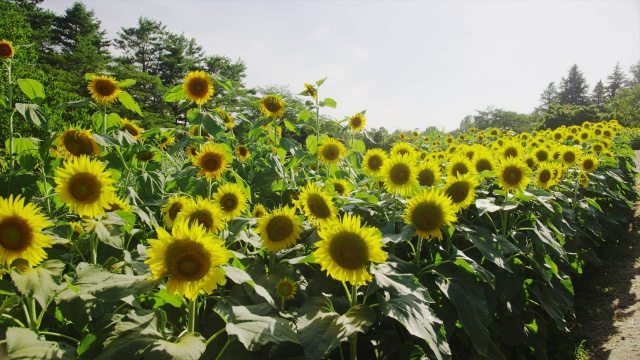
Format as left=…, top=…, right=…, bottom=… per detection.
left=42, top=0, right=640, bottom=132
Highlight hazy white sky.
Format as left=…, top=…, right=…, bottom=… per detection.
left=42, top=0, right=640, bottom=131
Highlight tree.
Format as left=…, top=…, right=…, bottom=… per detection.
left=114, top=17, right=166, bottom=74
left=157, top=32, right=205, bottom=85
left=459, top=107, right=536, bottom=133
left=538, top=82, right=558, bottom=111
left=604, top=85, right=640, bottom=127
left=558, top=64, right=589, bottom=106
left=606, top=62, right=627, bottom=100
left=628, top=60, right=640, bottom=87
left=591, top=80, right=607, bottom=110
left=540, top=103, right=601, bottom=129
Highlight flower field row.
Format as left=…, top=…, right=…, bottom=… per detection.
left=1, top=40, right=639, bottom=359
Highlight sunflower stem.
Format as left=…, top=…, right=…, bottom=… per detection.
left=187, top=298, right=198, bottom=333
left=215, top=338, right=231, bottom=360
left=342, top=281, right=352, bottom=305
left=28, top=297, right=38, bottom=331
left=1, top=313, right=26, bottom=328
left=315, top=97, right=320, bottom=172
left=349, top=284, right=358, bottom=360
left=102, top=104, right=107, bottom=134
left=21, top=298, right=32, bottom=329
left=38, top=331, right=81, bottom=344
left=90, top=233, right=98, bottom=265
left=414, top=236, right=423, bottom=265
left=7, top=58, right=15, bottom=168
left=198, top=104, right=202, bottom=136
left=280, top=297, right=285, bottom=311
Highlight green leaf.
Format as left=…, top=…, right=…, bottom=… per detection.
left=117, top=79, right=136, bottom=88
left=375, top=264, right=432, bottom=302
left=11, top=260, right=65, bottom=309
left=0, top=296, right=20, bottom=316
left=306, top=136, right=317, bottom=155
left=17, top=79, right=45, bottom=104
left=77, top=333, right=97, bottom=357
left=200, top=112, right=224, bottom=137
left=316, top=77, right=327, bottom=87
left=222, top=265, right=275, bottom=306
left=14, top=103, right=49, bottom=130
left=4, top=327, right=76, bottom=359
left=457, top=225, right=512, bottom=272
left=352, top=140, right=366, bottom=153
left=151, top=333, right=206, bottom=360
left=5, top=138, right=39, bottom=170
left=297, top=109, right=313, bottom=122
left=164, top=84, right=186, bottom=102
left=283, top=119, right=300, bottom=134
left=117, top=91, right=143, bottom=116
left=85, top=73, right=96, bottom=81
left=323, top=98, right=337, bottom=108
left=226, top=304, right=299, bottom=351
left=82, top=213, right=127, bottom=249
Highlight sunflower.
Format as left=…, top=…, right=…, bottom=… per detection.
left=162, top=195, right=195, bottom=228
left=259, top=94, right=285, bottom=118
left=380, top=154, right=419, bottom=196
left=404, top=188, right=457, bottom=240
left=591, top=142, right=605, bottom=153
left=560, top=146, right=582, bottom=167
left=578, top=171, right=589, bottom=187
left=495, top=157, right=532, bottom=193
left=446, top=154, right=472, bottom=177
left=443, top=174, right=479, bottom=212
left=193, top=143, right=230, bottom=181
left=70, top=221, right=85, bottom=237
left=56, top=129, right=101, bottom=158
left=145, top=219, right=231, bottom=300
left=534, top=162, right=559, bottom=189
left=304, top=83, right=317, bottom=100
left=0, top=40, right=14, bottom=59
left=488, top=128, right=500, bottom=137
left=314, top=213, right=387, bottom=285
left=121, top=118, right=143, bottom=140
left=327, top=178, right=352, bottom=196
left=136, top=149, right=157, bottom=162
left=87, top=75, right=122, bottom=104
left=186, top=144, right=200, bottom=159
left=276, top=277, right=297, bottom=300
left=416, top=161, right=441, bottom=187
left=472, top=151, right=496, bottom=173
left=159, top=136, right=175, bottom=151
left=216, top=108, right=235, bottom=129
left=579, top=154, right=599, bottom=173
left=252, top=204, right=267, bottom=218
left=55, top=156, right=116, bottom=218
left=533, top=148, right=550, bottom=163
left=189, top=125, right=209, bottom=138
left=0, top=195, right=53, bottom=266
left=318, top=138, right=346, bottom=165
left=399, top=133, right=406, bottom=141
left=106, top=195, right=132, bottom=213
left=214, top=183, right=248, bottom=220
left=175, top=197, right=226, bottom=234
left=524, top=155, right=537, bottom=170
left=296, top=183, right=338, bottom=226
left=235, top=145, right=250, bottom=162
left=362, top=148, right=388, bottom=176
left=183, top=70, right=214, bottom=105
left=348, top=113, right=366, bottom=132
left=498, top=140, right=525, bottom=159
left=390, top=142, right=416, bottom=158
left=256, top=206, right=303, bottom=252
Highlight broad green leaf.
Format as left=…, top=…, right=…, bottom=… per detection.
left=306, top=136, right=317, bottom=154
left=201, top=112, right=224, bottom=136
left=11, top=260, right=65, bottom=309
left=0, top=296, right=20, bottom=315
left=298, top=109, right=313, bottom=122
left=150, top=333, right=206, bottom=360
left=14, top=103, right=49, bottom=130
left=17, top=79, right=45, bottom=104
left=5, top=138, right=39, bottom=170
left=456, top=225, right=512, bottom=272
left=118, top=79, right=136, bottom=88
left=4, top=327, right=76, bottom=359
left=222, top=265, right=275, bottom=306
left=283, top=119, right=300, bottom=134
left=117, top=91, right=143, bottom=116
left=82, top=213, right=127, bottom=249
left=352, top=139, right=366, bottom=153
left=85, top=73, right=96, bottom=80
left=77, top=333, right=97, bottom=357
left=374, top=264, right=432, bottom=303
left=316, top=77, right=327, bottom=86
left=226, top=304, right=299, bottom=351
left=323, top=98, right=337, bottom=108
left=164, top=84, right=186, bottom=102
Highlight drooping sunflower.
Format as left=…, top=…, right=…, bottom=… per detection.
left=252, top=204, right=267, bottom=219
left=416, top=161, right=441, bottom=187
left=216, top=108, right=235, bottom=129
left=189, top=125, right=209, bottom=138
left=446, top=154, right=472, bottom=177
left=175, top=197, right=226, bottom=234
left=443, top=173, right=479, bottom=212
left=55, top=156, right=116, bottom=218
left=276, top=277, right=298, bottom=300
left=106, top=195, right=132, bottom=213
left=183, top=70, right=214, bottom=105
left=404, top=188, right=457, bottom=240
left=495, top=157, right=532, bottom=193
left=314, top=213, right=387, bottom=285
left=145, top=219, right=231, bottom=300
left=70, top=221, right=85, bottom=238
left=56, top=129, right=101, bottom=158
left=578, top=171, right=590, bottom=187
left=327, top=178, right=352, bottom=196
left=193, top=143, right=230, bottom=181
left=87, top=75, right=122, bottom=104
left=534, top=162, right=559, bottom=189
left=296, top=183, right=338, bottom=226
left=256, top=206, right=303, bottom=252
left=235, top=145, right=250, bottom=162
left=259, top=94, right=286, bottom=118
left=186, top=144, right=200, bottom=160
left=380, top=154, right=419, bottom=196
left=0, top=195, right=53, bottom=266
left=318, top=138, right=346, bottom=165
left=0, top=40, right=14, bottom=59
left=579, top=154, right=599, bottom=173
left=362, top=148, right=388, bottom=176
left=159, top=136, right=175, bottom=151
left=121, top=118, right=143, bottom=140
left=213, top=183, right=248, bottom=220
left=162, top=195, right=195, bottom=228
left=136, top=148, right=158, bottom=162
left=348, top=113, right=366, bottom=132
left=304, top=83, right=317, bottom=100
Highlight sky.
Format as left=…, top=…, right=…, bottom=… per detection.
left=41, top=0, right=640, bottom=132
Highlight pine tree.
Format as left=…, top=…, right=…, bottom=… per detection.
left=539, top=82, right=558, bottom=110
left=558, top=64, right=589, bottom=105
left=114, top=17, right=167, bottom=74
left=628, top=60, right=640, bottom=87
left=606, top=62, right=627, bottom=99
left=591, top=80, right=606, bottom=110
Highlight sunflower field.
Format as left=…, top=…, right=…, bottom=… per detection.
left=1, top=40, right=640, bottom=360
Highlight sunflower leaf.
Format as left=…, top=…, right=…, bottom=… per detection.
left=15, top=103, right=49, bottom=130
left=164, top=84, right=186, bottom=102
left=17, top=78, right=45, bottom=104
left=118, top=79, right=136, bottom=88
left=11, top=260, right=65, bottom=309
left=222, top=265, right=275, bottom=306
left=117, top=91, right=143, bottom=116
left=322, top=98, right=337, bottom=108
left=2, top=327, right=76, bottom=360
left=226, top=304, right=299, bottom=351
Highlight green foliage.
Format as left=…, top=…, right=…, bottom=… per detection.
left=540, top=103, right=601, bottom=130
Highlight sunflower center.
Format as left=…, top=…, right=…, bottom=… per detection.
left=583, top=159, right=594, bottom=170
left=503, top=147, right=518, bottom=158
left=202, top=153, right=222, bottom=172
left=389, top=163, right=410, bottom=185
left=334, top=183, right=345, bottom=195
left=396, top=149, right=411, bottom=156
left=220, top=193, right=239, bottom=212
left=350, top=117, right=363, bottom=128
left=306, top=194, right=331, bottom=219
left=503, top=166, right=523, bottom=185
left=265, top=215, right=294, bottom=242
left=0, top=216, right=33, bottom=252
left=563, top=152, right=576, bottom=163
left=238, top=147, right=248, bottom=157
left=322, top=144, right=341, bottom=161
left=539, top=169, right=551, bottom=183
left=445, top=182, right=471, bottom=204
left=328, top=231, right=369, bottom=270
left=95, top=79, right=117, bottom=97
left=68, top=173, right=102, bottom=203
left=63, top=131, right=95, bottom=157
left=188, top=210, right=214, bottom=231
left=535, top=150, right=548, bottom=162
left=525, top=158, right=535, bottom=168
left=476, top=159, right=492, bottom=172
left=451, top=163, right=469, bottom=177
left=411, top=202, right=444, bottom=233
left=264, top=98, right=283, bottom=113
left=107, top=202, right=123, bottom=212
left=367, top=156, right=382, bottom=171
left=0, top=44, right=12, bottom=58
left=188, top=78, right=209, bottom=97
left=165, top=240, right=212, bottom=281
left=123, top=123, right=140, bottom=137
left=593, top=144, right=603, bottom=152
left=137, top=151, right=154, bottom=161
left=418, top=169, right=435, bottom=187
left=277, top=282, right=294, bottom=297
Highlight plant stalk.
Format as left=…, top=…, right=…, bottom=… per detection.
left=188, top=298, right=198, bottom=333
